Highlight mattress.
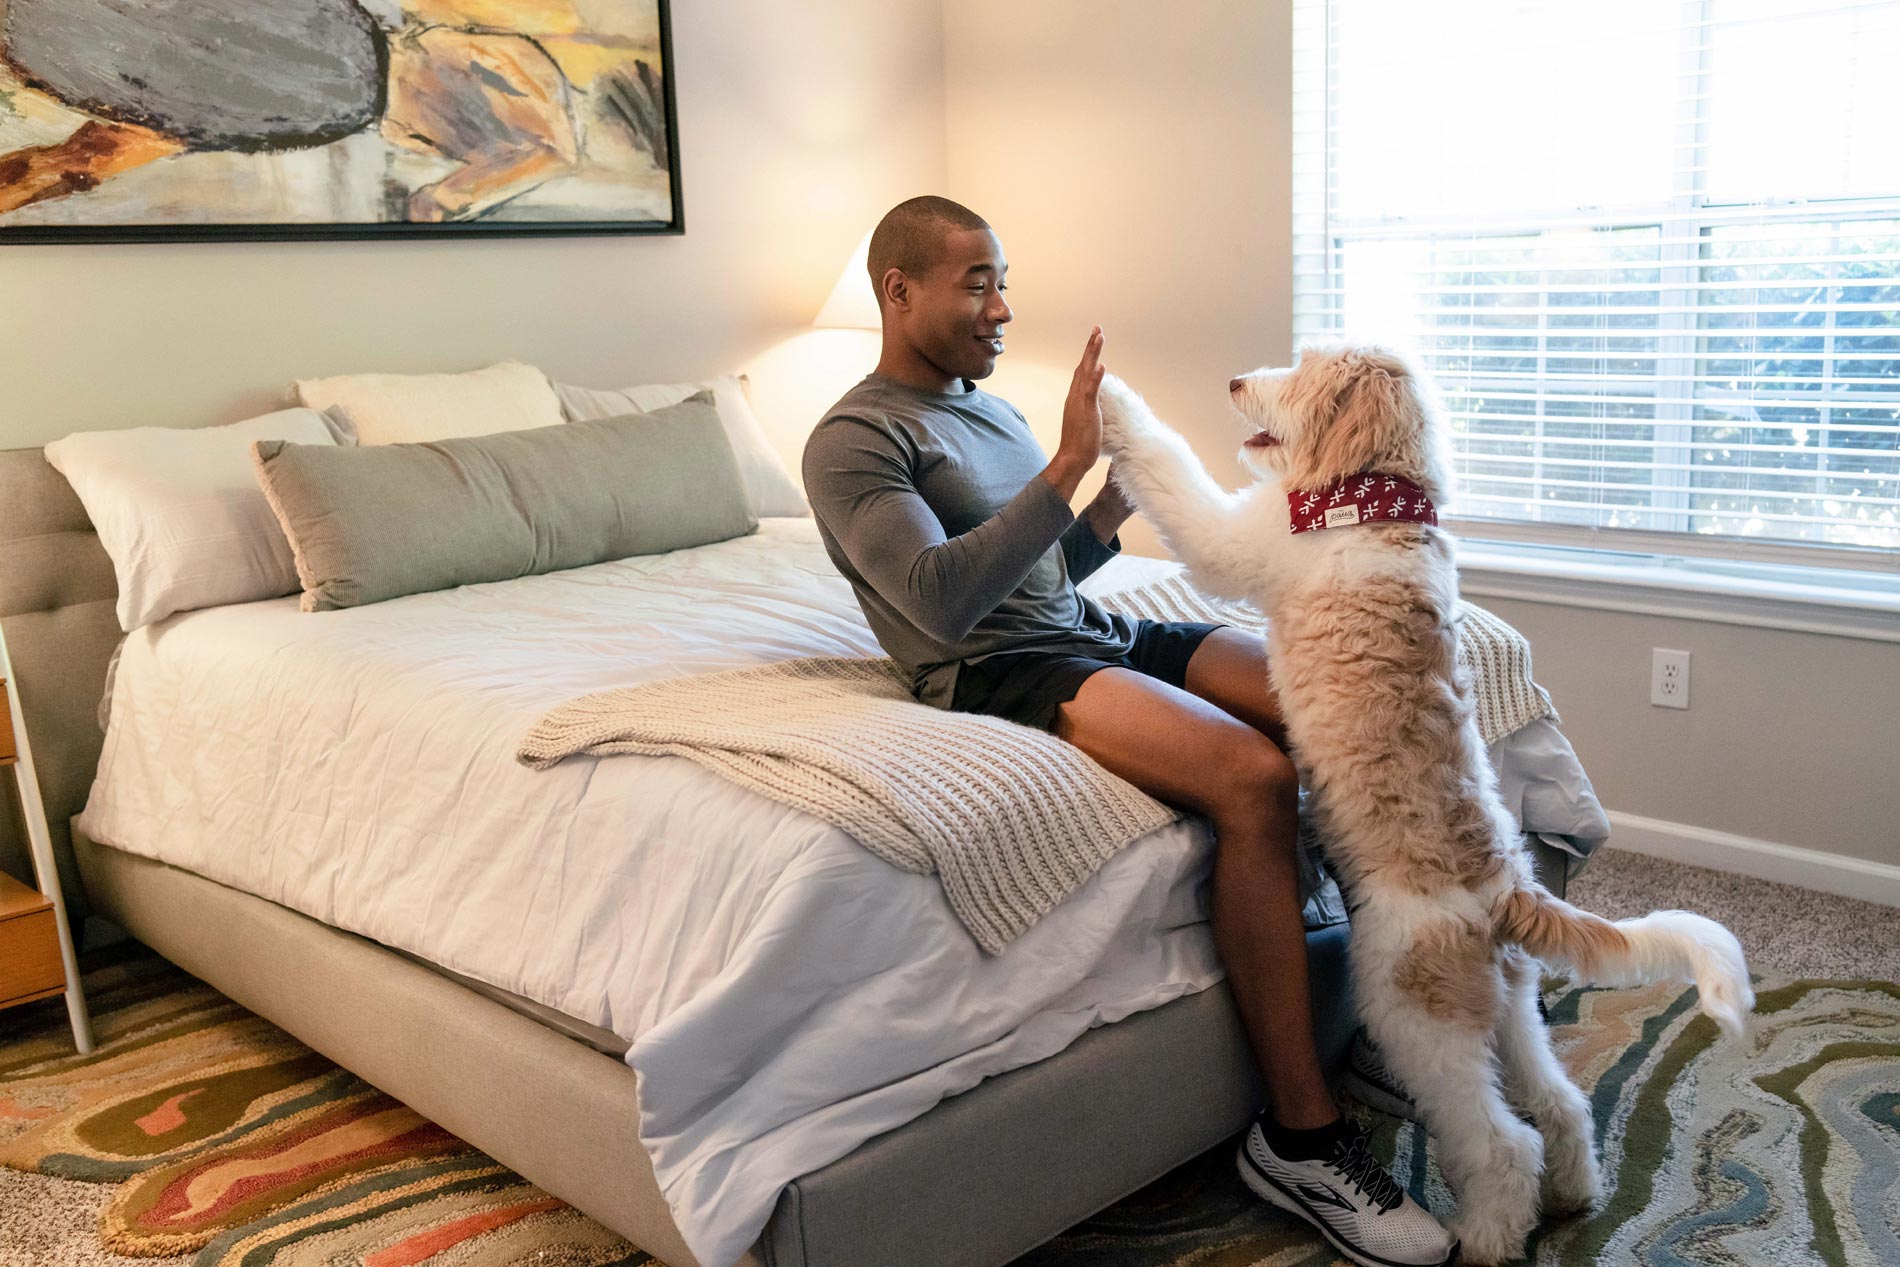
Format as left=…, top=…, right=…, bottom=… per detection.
left=385, top=945, right=632, bottom=1057
left=75, top=519, right=1231, bottom=1267
left=75, top=518, right=1608, bottom=1267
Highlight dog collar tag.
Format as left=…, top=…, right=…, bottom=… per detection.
left=1289, top=473, right=1439, bottom=534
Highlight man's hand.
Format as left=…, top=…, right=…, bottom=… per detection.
left=1040, top=327, right=1106, bottom=499
left=1060, top=326, right=1108, bottom=468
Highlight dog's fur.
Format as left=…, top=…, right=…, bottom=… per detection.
left=1097, top=343, right=1753, bottom=1266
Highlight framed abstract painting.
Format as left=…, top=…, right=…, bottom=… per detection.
left=0, top=0, right=682, bottom=241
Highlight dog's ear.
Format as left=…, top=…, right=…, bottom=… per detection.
left=1309, top=351, right=1417, bottom=481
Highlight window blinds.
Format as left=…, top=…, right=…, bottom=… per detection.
left=1292, top=0, right=1900, bottom=566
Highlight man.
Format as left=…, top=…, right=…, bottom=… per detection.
left=801, top=197, right=1454, bottom=1267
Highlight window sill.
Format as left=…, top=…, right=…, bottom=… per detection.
left=1454, top=538, right=1900, bottom=643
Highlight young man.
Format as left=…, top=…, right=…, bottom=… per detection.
left=801, top=197, right=1454, bottom=1267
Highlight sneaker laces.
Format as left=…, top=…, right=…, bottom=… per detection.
left=1327, top=1132, right=1404, bottom=1213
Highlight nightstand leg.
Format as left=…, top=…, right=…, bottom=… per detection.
left=3, top=669, right=94, bottom=1054
left=61, top=943, right=97, bottom=1055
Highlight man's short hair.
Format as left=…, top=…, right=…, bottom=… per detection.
left=866, top=196, right=991, bottom=306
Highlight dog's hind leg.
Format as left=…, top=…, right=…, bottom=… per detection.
left=1494, top=949, right=1600, bottom=1215
left=1368, top=956, right=1541, bottom=1266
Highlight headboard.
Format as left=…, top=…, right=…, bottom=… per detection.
left=0, top=447, right=120, bottom=922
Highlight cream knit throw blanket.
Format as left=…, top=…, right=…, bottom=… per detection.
left=517, top=575, right=1553, bottom=954
left=1097, top=574, right=1555, bottom=744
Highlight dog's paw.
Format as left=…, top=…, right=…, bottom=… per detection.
left=1096, top=372, right=1151, bottom=454
left=1449, top=1209, right=1534, bottom=1267
left=1099, top=371, right=1139, bottom=411
left=1449, top=1121, right=1541, bottom=1265
left=1539, top=1137, right=1603, bottom=1216
left=1449, top=1230, right=1528, bottom=1267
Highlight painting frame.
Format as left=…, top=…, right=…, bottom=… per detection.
left=0, top=0, right=684, bottom=244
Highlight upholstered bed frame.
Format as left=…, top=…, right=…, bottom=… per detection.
left=0, top=444, right=1566, bottom=1266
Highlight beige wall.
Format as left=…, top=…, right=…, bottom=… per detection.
left=0, top=1, right=946, bottom=459
left=942, top=0, right=1900, bottom=870
left=5, top=1, right=1894, bottom=873
left=1478, top=599, right=1899, bottom=866
left=944, top=0, right=1294, bottom=546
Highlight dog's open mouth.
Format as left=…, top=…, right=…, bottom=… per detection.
left=1243, top=429, right=1280, bottom=448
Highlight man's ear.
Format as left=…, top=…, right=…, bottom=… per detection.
left=880, top=267, right=910, bottom=312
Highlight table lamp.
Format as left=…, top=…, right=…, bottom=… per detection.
left=813, top=231, right=881, bottom=331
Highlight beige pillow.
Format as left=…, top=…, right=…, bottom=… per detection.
left=294, top=361, right=564, bottom=446
left=555, top=373, right=809, bottom=518
left=45, top=407, right=346, bottom=631
left=252, top=395, right=757, bottom=612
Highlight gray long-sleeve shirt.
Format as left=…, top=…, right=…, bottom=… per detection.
left=802, top=372, right=1139, bottom=709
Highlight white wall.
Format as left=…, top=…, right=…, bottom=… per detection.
left=942, top=0, right=1900, bottom=874
left=0, top=1, right=946, bottom=465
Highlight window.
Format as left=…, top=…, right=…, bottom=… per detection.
left=1293, top=0, right=1900, bottom=569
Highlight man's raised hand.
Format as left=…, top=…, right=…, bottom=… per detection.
left=1058, top=326, right=1107, bottom=472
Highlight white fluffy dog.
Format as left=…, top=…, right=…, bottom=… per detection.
left=1096, top=343, right=1753, bottom=1266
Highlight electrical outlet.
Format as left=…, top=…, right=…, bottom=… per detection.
left=1651, top=648, right=1691, bottom=709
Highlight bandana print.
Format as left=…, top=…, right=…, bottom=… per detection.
left=1288, top=472, right=1439, bottom=534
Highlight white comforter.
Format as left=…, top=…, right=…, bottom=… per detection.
left=79, top=518, right=1607, bottom=1267
left=78, top=519, right=1228, bottom=1267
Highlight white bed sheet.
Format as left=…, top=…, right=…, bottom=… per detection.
left=77, top=518, right=1228, bottom=1267
left=77, top=518, right=1608, bottom=1267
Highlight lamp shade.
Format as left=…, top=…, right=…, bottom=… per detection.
left=813, top=230, right=881, bottom=330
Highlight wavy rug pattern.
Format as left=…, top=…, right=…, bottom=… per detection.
left=1018, top=977, right=1900, bottom=1267
left=3, top=947, right=1897, bottom=1266
left=0, top=949, right=651, bottom=1266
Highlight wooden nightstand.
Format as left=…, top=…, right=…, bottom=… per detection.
left=1, top=650, right=94, bottom=1052
left=1, top=871, right=64, bottom=1007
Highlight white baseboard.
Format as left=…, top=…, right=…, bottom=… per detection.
left=1603, top=810, right=1900, bottom=909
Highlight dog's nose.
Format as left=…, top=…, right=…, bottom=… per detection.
left=1228, top=377, right=1245, bottom=394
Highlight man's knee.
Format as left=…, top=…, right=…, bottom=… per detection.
left=1205, top=733, right=1299, bottom=826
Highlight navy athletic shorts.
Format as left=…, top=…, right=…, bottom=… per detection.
left=948, top=619, right=1227, bottom=733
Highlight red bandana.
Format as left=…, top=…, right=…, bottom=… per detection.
left=1288, top=472, right=1439, bottom=535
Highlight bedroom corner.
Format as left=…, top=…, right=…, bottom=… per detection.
left=3, top=3, right=1897, bottom=1267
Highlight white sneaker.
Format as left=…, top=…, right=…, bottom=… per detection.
left=1237, top=1117, right=1457, bottom=1267
left=1339, top=1028, right=1423, bottom=1124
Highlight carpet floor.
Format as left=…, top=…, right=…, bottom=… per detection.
left=2, top=848, right=1895, bottom=1267
left=1567, top=849, right=1900, bottom=982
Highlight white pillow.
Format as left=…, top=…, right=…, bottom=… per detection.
left=293, top=361, right=564, bottom=446
left=45, top=408, right=345, bottom=631
left=554, top=374, right=809, bottom=518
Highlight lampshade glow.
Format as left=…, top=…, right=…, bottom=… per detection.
left=813, top=230, right=881, bottom=330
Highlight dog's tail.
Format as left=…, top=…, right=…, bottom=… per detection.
left=1493, top=883, right=1753, bottom=1040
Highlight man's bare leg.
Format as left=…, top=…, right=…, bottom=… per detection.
left=1053, top=661, right=1336, bottom=1128
left=1177, top=628, right=1334, bottom=1127
left=1180, top=626, right=1289, bottom=749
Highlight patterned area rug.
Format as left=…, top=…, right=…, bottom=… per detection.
left=0, top=948, right=651, bottom=1266
left=1022, top=977, right=1900, bottom=1267
left=4, top=947, right=1897, bottom=1266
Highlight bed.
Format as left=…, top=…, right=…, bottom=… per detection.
left=0, top=444, right=1603, bottom=1267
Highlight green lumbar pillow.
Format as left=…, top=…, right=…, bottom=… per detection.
left=252, top=391, right=757, bottom=612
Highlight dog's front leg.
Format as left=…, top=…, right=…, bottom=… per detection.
left=1098, top=375, right=1258, bottom=603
